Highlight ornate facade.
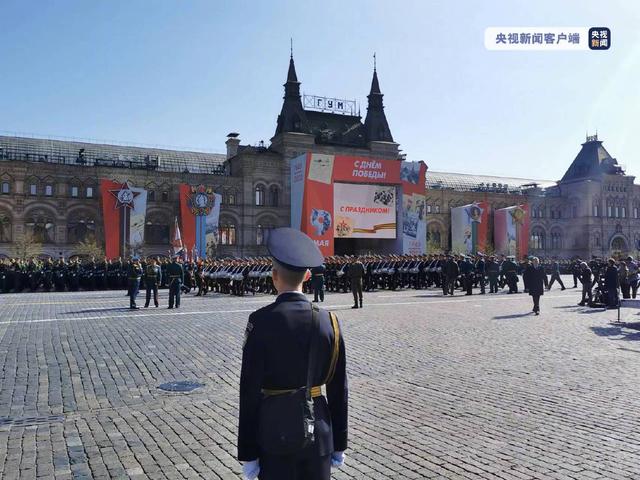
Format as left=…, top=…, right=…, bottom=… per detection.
left=0, top=56, right=638, bottom=259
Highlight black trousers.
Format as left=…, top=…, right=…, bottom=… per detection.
left=145, top=284, right=158, bottom=307
left=548, top=273, right=565, bottom=289
left=169, top=281, right=181, bottom=307
left=351, top=278, right=363, bottom=305
left=488, top=275, right=498, bottom=293
left=532, top=294, right=540, bottom=312
left=259, top=454, right=331, bottom=480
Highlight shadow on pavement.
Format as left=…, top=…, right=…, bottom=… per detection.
left=493, top=313, right=534, bottom=320
left=590, top=323, right=640, bottom=341
left=65, top=307, right=132, bottom=314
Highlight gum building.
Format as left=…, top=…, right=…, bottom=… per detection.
left=0, top=54, right=638, bottom=259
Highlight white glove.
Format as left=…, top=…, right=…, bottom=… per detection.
left=242, top=459, right=260, bottom=480
left=331, top=451, right=345, bottom=468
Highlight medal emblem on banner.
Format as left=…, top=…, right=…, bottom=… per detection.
left=509, top=206, right=526, bottom=225
left=188, top=185, right=215, bottom=216
left=109, top=181, right=140, bottom=209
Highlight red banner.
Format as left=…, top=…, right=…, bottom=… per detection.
left=333, top=155, right=401, bottom=184
left=301, top=154, right=334, bottom=256
left=100, top=179, right=122, bottom=259
left=179, top=184, right=196, bottom=252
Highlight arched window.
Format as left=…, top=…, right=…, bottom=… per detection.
left=25, top=211, right=55, bottom=243
left=611, top=237, right=627, bottom=253
left=593, top=234, right=601, bottom=247
left=67, top=214, right=96, bottom=243
left=255, top=185, right=265, bottom=206
left=530, top=228, right=545, bottom=250
left=220, top=222, right=237, bottom=245
left=550, top=229, right=562, bottom=250
left=269, top=186, right=279, bottom=207
left=227, top=189, right=237, bottom=205
left=1, top=181, right=10, bottom=194
left=145, top=214, right=171, bottom=245
left=0, top=212, right=11, bottom=242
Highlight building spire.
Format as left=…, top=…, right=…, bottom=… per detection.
left=364, top=59, right=393, bottom=142
left=274, top=50, right=310, bottom=136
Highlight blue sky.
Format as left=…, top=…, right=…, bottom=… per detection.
left=1, top=0, right=638, bottom=180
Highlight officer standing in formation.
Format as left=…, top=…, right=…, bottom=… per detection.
left=311, top=263, right=326, bottom=303
left=144, top=257, right=162, bottom=308
left=238, top=228, right=348, bottom=480
left=347, top=256, right=365, bottom=309
left=127, top=257, right=143, bottom=310
left=167, top=255, right=184, bottom=309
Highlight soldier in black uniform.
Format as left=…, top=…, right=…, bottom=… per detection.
left=486, top=255, right=499, bottom=293
left=238, top=228, right=348, bottom=480
left=311, top=263, right=326, bottom=303
left=127, top=257, right=143, bottom=309
left=443, top=254, right=459, bottom=296
left=167, top=256, right=184, bottom=309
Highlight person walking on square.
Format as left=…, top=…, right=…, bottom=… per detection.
left=167, top=256, right=184, bottom=309
left=571, top=259, right=581, bottom=288
left=144, top=257, right=162, bottom=308
left=524, top=257, right=547, bottom=315
left=547, top=260, right=566, bottom=290
left=348, top=256, right=365, bottom=309
left=238, top=228, right=348, bottom=480
left=127, top=257, right=143, bottom=310
left=578, top=262, right=593, bottom=306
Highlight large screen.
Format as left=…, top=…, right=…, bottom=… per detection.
left=333, top=183, right=396, bottom=239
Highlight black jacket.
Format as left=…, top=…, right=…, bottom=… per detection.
left=524, top=265, right=548, bottom=296
left=238, top=292, right=348, bottom=461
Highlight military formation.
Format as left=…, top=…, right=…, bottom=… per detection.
left=1, top=254, right=637, bottom=311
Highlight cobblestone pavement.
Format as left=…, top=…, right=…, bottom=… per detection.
left=1, top=276, right=640, bottom=479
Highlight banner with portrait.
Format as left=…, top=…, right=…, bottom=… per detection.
left=494, top=204, right=530, bottom=259
left=450, top=201, right=490, bottom=255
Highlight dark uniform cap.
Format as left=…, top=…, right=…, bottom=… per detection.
left=267, top=227, right=324, bottom=272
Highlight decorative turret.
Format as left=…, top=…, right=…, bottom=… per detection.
left=364, top=56, right=393, bottom=143
left=274, top=54, right=310, bottom=135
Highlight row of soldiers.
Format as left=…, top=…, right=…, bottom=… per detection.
left=0, top=254, right=623, bottom=299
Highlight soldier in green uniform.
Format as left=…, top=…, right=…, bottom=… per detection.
left=144, top=257, right=162, bottom=308
left=167, top=255, right=184, bottom=309
left=347, top=256, right=365, bottom=309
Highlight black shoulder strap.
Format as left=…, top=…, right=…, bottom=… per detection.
left=306, top=304, right=320, bottom=400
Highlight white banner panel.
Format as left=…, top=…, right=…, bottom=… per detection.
left=333, top=183, right=396, bottom=239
